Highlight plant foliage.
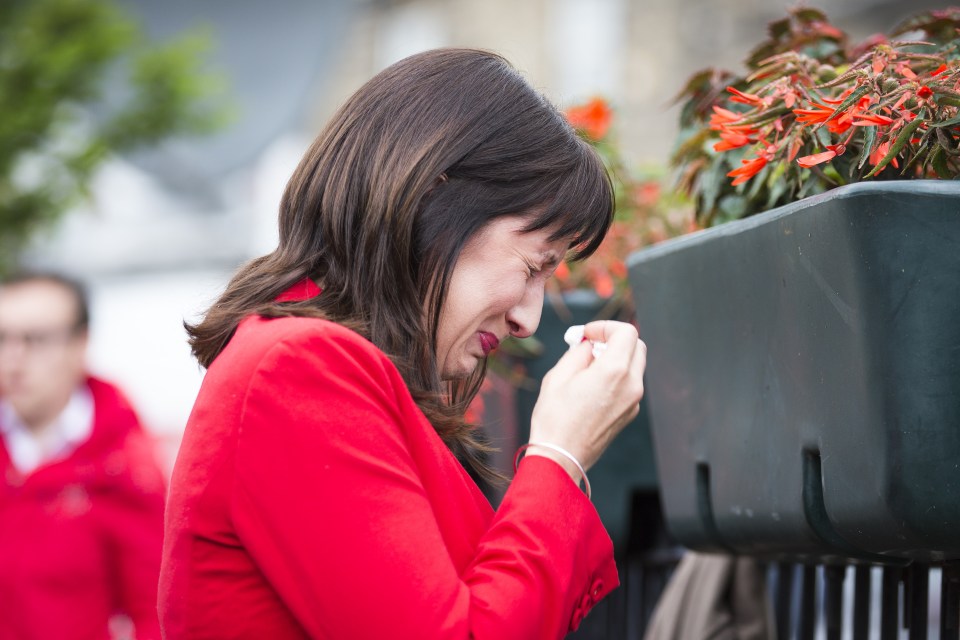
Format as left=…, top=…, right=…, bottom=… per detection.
left=673, top=7, right=960, bottom=227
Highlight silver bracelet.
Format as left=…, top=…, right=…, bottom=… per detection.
left=514, top=442, right=591, bottom=500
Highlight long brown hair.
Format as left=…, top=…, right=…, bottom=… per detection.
left=187, top=49, right=614, bottom=480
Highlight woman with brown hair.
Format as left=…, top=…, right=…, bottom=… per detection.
left=159, top=48, right=646, bottom=639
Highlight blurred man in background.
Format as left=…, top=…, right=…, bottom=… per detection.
left=0, top=272, right=165, bottom=640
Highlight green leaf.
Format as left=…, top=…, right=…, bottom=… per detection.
left=745, top=163, right=770, bottom=200
left=699, top=153, right=727, bottom=218
left=669, top=128, right=713, bottom=165
left=765, top=173, right=789, bottom=208
left=796, top=169, right=819, bottom=199
left=857, top=124, right=878, bottom=170
left=794, top=8, right=830, bottom=23
left=734, top=106, right=791, bottom=126
left=934, top=127, right=960, bottom=157
left=747, top=59, right=794, bottom=83
left=815, top=126, right=833, bottom=147
left=822, top=163, right=845, bottom=185
left=814, top=67, right=864, bottom=89
left=888, top=40, right=936, bottom=49
left=899, top=134, right=930, bottom=175
left=932, top=112, right=960, bottom=128
left=768, top=17, right=791, bottom=41
left=931, top=144, right=952, bottom=178
left=865, top=116, right=924, bottom=177
left=671, top=68, right=720, bottom=103
left=717, top=194, right=747, bottom=221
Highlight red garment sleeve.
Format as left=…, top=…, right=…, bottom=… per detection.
left=101, top=431, right=166, bottom=640
left=230, top=324, right=617, bottom=639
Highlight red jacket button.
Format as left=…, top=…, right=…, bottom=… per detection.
left=591, top=578, right=605, bottom=598
left=570, top=607, right=585, bottom=631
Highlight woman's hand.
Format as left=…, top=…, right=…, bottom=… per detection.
left=525, top=320, right=647, bottom=483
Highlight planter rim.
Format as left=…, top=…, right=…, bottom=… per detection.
left=627, top=180, right=960, bottom=267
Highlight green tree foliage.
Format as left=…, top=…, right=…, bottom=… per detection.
left=0, top=0, right=227, bottom=271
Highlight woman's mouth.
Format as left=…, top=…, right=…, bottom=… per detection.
left=478, top=332, right=500, bottom=355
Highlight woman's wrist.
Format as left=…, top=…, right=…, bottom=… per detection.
left=525, top=447, right=582, bottom=483
left=515, top=442, right=591, bottom=499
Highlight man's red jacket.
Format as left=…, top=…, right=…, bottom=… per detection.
left=0, top=377, right=166, bottom=640
left=160, top=306, right=619, bottom=639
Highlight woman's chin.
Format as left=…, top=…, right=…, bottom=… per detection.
left=439, top=355, right=485, bottom=381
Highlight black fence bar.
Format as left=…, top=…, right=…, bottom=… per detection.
left=852, top=565, right=870, bottom=640
left=774, top=562, right=794, bottom=640
left=799, top=565, right=818, bottom=640
left=881, top=566, right=901, bottom=640
left=907, top=564, right=928, bottom=640
left=943, top=564, right=960, bottom=640
left=824, top=565, right=845, bottom=640
left=623, top=556, right=645, bottom=640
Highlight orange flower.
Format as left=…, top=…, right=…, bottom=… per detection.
left=610, top=260, right=628, bottom=280
left=709, top=106, right=743, bottom=130
left=565, top=98, right=613, bottom=140
left=811, top=20, right=845, bottom=40
left=727, top=155, right=768, bottom=186
left=793, top=103, right=836, bottom=125
left=726, top=86, right=769, bottom=107
left=793, top=101, right=858, bottom=134
left=931, top=64, right=948, bottom=77
left=634, top=182, right=661, bottom=206
left=787, top=136, right=804, bottom=162
left=797, top=144, right=846, bottom=168
left=872, top=53, right=887, bottom=74
left=713, top=130, right=754, bottom=151
left=892, top=91, right=911, bottom=111
left=820, top=88, right=855, bottom=105
left=591, top=268, right=615, bottom=298
left=896, top=62, right=917, bottom=79
left=852, top=112, right=894, bottom=126
left=917, top=85, right=934, bottom=100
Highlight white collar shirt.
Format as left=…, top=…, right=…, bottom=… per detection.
left=0, top=385, right=94, bottom=475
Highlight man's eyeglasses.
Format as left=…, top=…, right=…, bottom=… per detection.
left=0, top=326, right=84, bottom=353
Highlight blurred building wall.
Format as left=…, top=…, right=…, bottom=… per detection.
left=324, top=0, right=948, bottom=167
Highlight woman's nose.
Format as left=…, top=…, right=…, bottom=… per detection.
left=506, top=286, right=544, bottom=339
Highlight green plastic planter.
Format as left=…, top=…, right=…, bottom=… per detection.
left=627, top=181, right=960, bottom=563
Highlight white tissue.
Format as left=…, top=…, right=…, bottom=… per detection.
left=563, top=325, right=607, bottom=358
left=563, top=325, right=584, bottom=347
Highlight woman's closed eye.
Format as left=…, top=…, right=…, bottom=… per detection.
left=531, top=255, right=562, bottom=279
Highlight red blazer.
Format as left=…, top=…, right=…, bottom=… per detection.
left=159, top=298, right=618, bottom=638
left=0, top=377, right=166, bottom=640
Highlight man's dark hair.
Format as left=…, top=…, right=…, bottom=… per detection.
left=1, top=271, right=90, bottom=330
